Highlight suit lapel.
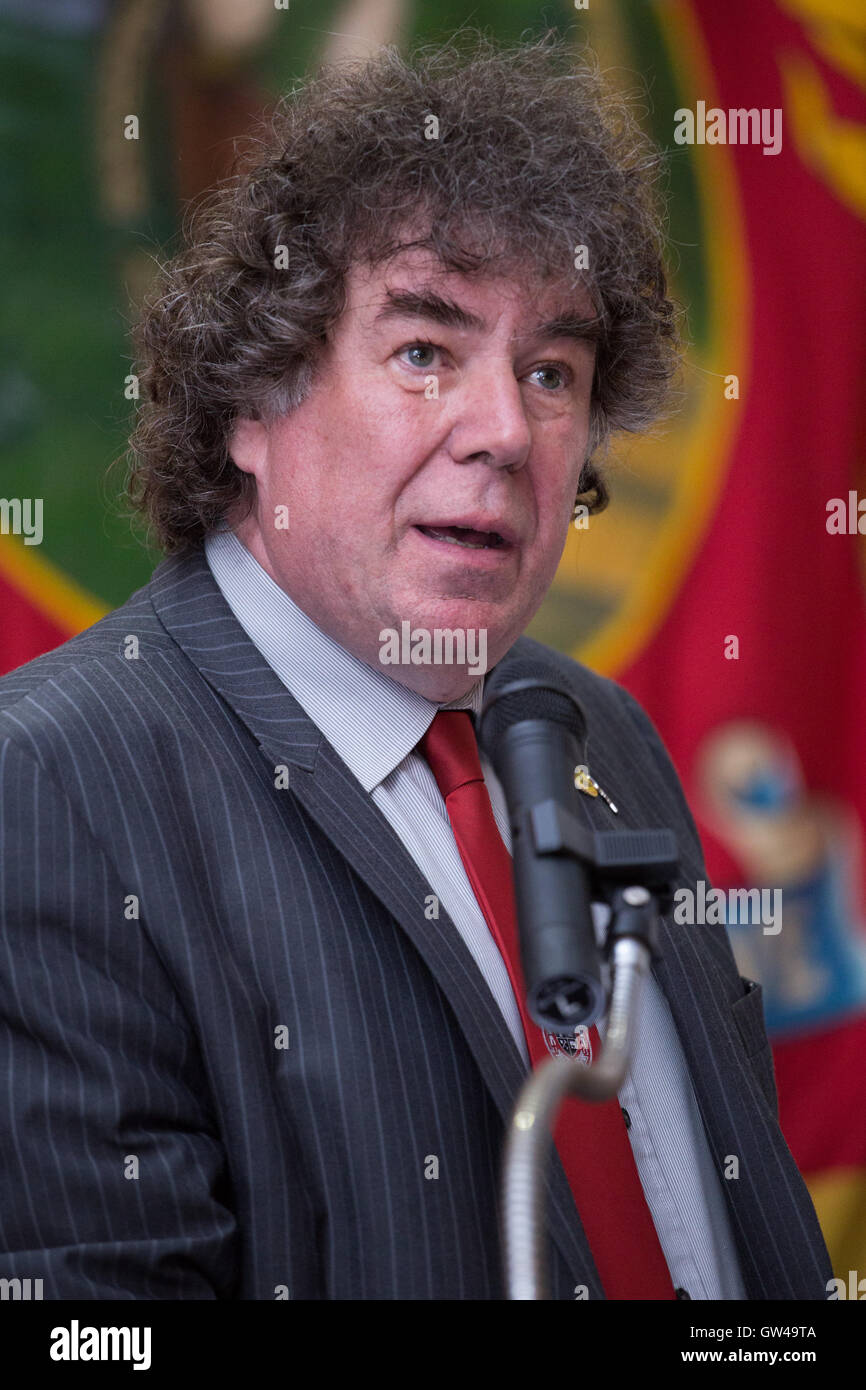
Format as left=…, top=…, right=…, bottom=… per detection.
left=149, top=547, right=603, bottom=1297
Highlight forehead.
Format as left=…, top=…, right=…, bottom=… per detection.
left=343, top=244, right=595, bottom=338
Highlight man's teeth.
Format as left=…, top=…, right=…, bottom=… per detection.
left=422, top=525, right=503, bottom=549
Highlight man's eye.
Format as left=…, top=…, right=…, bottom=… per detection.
left=530, top=364, right=568, bottom=390
left=400, top=342, right=439, bottom=369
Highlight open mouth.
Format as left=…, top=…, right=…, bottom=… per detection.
left=416, top=524, right=507, bottom=551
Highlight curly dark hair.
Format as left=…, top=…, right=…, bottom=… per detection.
left=125, top=29, right=680, bottom=553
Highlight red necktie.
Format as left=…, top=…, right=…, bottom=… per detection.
left=420, top=710, right=676, bottom=1300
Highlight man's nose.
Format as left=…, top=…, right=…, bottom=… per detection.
left=447, top=365, right=532, bottom=472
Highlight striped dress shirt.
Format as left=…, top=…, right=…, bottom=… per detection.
left=205, top=526, right=746, bottom=1299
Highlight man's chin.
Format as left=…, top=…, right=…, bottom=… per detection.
left=372, top=600, right=529, bottom=700
left=392, top=586, right=527, bottom=638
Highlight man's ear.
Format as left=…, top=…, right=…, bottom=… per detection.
left=229, top=417, right=269, bottom=478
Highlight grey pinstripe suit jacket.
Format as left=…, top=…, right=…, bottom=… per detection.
left=0, top=545, right=832, bottom=1299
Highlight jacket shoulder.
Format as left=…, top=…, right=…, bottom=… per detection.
left=509, top=633, right=649, bottom=726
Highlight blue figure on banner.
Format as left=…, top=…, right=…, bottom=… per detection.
left=696, top=720, right=866, bottom=1037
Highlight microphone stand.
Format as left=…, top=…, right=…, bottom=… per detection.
left=500, top=798, right=678, bottom=1301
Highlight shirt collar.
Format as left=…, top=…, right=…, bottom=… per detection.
left=204, top=528, right=484, bottom=792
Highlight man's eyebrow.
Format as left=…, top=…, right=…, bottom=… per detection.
left=528, top=312, right=604, bottom=347
left=372, top=287, right=603, bottom=347
left=373, top=288, right=486, bottom=333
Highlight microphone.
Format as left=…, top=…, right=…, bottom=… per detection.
left=478, top=657, right=605, bottom=1031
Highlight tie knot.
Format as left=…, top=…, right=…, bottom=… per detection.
left=419, top=710, right=485, bottom=801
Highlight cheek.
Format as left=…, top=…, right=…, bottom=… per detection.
left=535, top=449, right=584, bottom=528
left=351, top=398, right=439, bottom=503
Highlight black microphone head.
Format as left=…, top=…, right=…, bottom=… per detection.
left=478, top=657, right=587, bottom=757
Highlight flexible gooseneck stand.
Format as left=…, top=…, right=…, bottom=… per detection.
left=500, top=798, right=678, bottom=1300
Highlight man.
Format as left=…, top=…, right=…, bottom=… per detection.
left=0, top=33, right=831, bottom=1299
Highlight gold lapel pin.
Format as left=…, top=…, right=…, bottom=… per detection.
left=574, top=765, right=619, bottom=814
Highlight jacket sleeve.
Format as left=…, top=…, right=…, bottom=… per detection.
left=0, top=735, right=238, bottom=1298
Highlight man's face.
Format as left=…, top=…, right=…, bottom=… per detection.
left=230, top=246, right=597, bottom=700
